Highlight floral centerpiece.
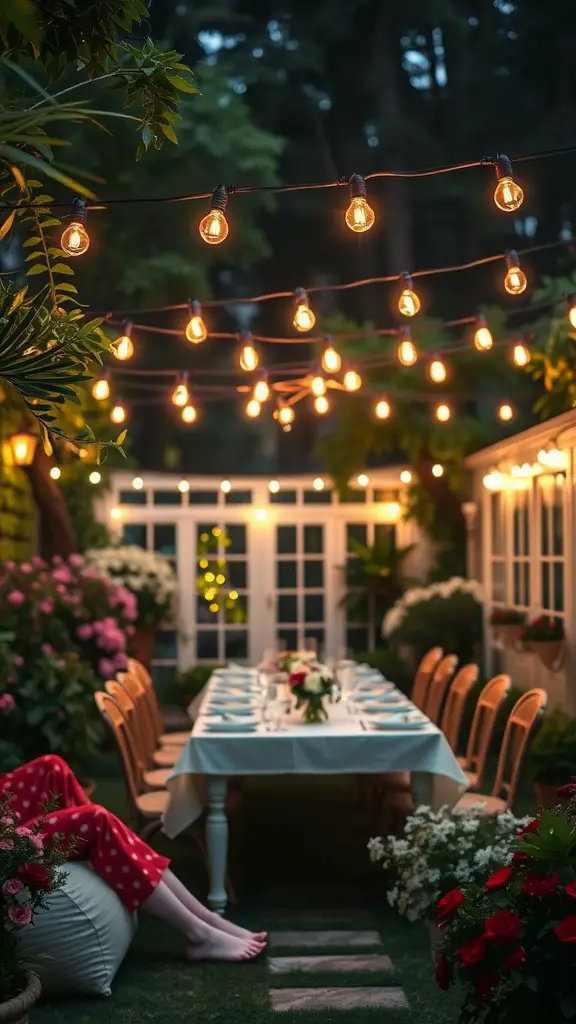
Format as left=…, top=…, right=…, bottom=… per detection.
left=279, top=650, right=317, bottom=674
left=521, top=615, right=565, bottom=671
left=368, top=804, right=531, bottom=923
left=382, top=576, right=483, bottom=667
left=0, top=793, right=70, bottom=1011
left=288, top=661, right=333, bottom=724
left=435, top=789, right=576, bottom=1024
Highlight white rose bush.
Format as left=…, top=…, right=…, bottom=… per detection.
left=382, top=576, right=484, bottom=667
left=85, top=546, right=177, bottom=630
left=368, top=803, right=531, bottom=923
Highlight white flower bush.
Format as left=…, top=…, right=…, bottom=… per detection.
left=368, top=804, right=530, bottom=922
left=85, top=546, right=177, bottom=629
left=383, top=577, right=484, bottom=637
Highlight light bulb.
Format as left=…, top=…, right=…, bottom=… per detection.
left=254, top=377, right=270, bottom=402
left=246, top=398, right=261, bottom=418
left=49, top=466, right=61, bottom=480
left=61, top=200, right=89, bottom=256
left=199, top=186, right=229, bottom=244
left=111, top=404, right=126, bottom=424
left=474, top=316, right=493, bottom=351
left=398, top=274, right=421, bottom=317
left=512, top=342, right=530, bottom=367
left=311, top=374, right=327, bottom=397
left=92, top=377, right=110, bottom=401
left=221, top=480, right=231, bottom=493
left=314, top=395, right=329, bottom=414
left=268, top=480, right=280, bottom=493
left=400, top=470, right=412, bottom=484
left=132, top=476, right=143, bottom=489
left=345, top=174, right=375, bottom=232
left=185, top=301, right=207, bottom=344
left=504, top=250, right=527, bottom=295
left=182, top=404, right=197, bottom=424
left=178, top=480, right=190, bottom=493
left=375, top=399, right=391, bottom=420
left=343, top=369, right=361, bottom=391
left=313, top=477, right=325, bottom=491
left=435, top=403, right=451, bottom=422
left=89, top=471, right=101, bottom=485
left=278, top=404, right=295, bottom=425
left=567, top=295, right=576, bottom=330
left=397, top=337, right=418, bottom=366
left=432, top=463, right=444, bottom=478
left=498, top=402, right=514, bottom=422
left=429, top=359, right=447, bottom=383
left=113, top=334, right=134, bottom=361
left=322, top=338, right=342, bottom=373
left=293, top=289, right=315, bottom=332
left=172, top=382, right=189, bottom=407
left=356, top=473, right=369, bottom=487
left=239, top=338, right=258, bottom=371
left=493, top=156, right=524, bottom=213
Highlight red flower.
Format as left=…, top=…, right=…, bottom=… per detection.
left=565, top=883, right=576, bottom=900
left=485, top=867, right=513, bottom=891
left=521, top=872, right=559, bottom=897
left=18, top=862, right=51, bottom=890
left=475, top=971, right=499, bottom=1001
left=485, top=909, right=522, bottom=944
left=512, top=850, right=530, bottom=865
left=554, top=915, right=576, bottom=943
left=437, top=888, right=464, bottom=924
left=504, top=947, right=526, bottom=971
left=556, top=783, right=576, bottom=799
left=289, top=672, right=308, bottom=687
left=522, top=818, right=540, bottom=835
left=459, top=936, right=487, bottom=967
left=435, top=954, right=452, bottom=991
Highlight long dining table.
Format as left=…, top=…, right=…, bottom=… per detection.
left=163, top=666, right=468, bottom=914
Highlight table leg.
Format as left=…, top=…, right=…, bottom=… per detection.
left=206, top=775, right=229, bottom=914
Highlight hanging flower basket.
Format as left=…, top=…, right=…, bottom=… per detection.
left=524, top=639, right=565, bottom=672
left=489, top=609, right=526, bottom=648
left=495, top=623, right=525, bottom=647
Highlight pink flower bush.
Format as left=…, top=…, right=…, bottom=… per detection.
left=7, top=591, right=24, bottom=607
left=0, top=693, right=15, bottom=711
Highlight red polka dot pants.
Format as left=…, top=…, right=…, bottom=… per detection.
left=1, top=755, right=169, bottom=911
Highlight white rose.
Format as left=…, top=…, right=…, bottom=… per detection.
left=305, top=671, right=323, bottom=694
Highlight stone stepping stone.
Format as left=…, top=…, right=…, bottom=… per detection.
left=271, top=987, right=408, bottom=1011
left=269, top=930, right=381, bottom=950
left=269, top=954, right=393, bottom=974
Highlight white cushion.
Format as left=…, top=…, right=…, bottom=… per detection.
left=18, top=861, right=136, bottom=996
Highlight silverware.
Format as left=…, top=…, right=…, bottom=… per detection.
left=359, top=719, right=367, bottom=731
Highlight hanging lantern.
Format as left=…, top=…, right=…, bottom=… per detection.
left=8, top=429, right=38, bottom=466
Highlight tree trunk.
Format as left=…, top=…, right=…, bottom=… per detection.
left=24, top=446, right=77, bottom=559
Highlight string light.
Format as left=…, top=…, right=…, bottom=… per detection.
left=345, top=173, right=375, bottom=233
left=375, top=398, right=391, bottom=420
left=497, top=402, right=515, bottom=422
left=314, top=395, right=329, bottom=414
left=321, top=336, right=342, bottom=373
left=185, top=300, right=207, bottom=344
left=310, top=372, right=327, bottom=397
left=239, top=332, right=259, bottom=371
left=483, top=469, right=506, bottom=491
left=221, top=480, right=231, bottom=493
left=474, top=314, right=493, bottom=351
left=253, top=374, right=270, bottom=402
left=92, top=373, right=110, bottom=400
left=112, top=320, right=134, bottom=361
left=171, top=373, right=189, bottom=407
left=89, top=471, right=101, bottom=484
left=182, top=403, right=197, bottom=423
left=313, top=477, right=325, bottom=491
left=178, top=480, right=190, bottom=493
left=504, top=249, right=527, bottom=295
left=293, top=288, right=316, bottom=332
left=356, top=473, right=369, bottom=487
left=60, top=198, right=90, bottom=256
left=567, top=294, right=576, bottom=330
left=398, top=273, right=421, bottom=317
left=49, top=466, right=61, bottom=480
left=512, top=341, right=530, bottom=367
left=397, top=326, right=418, bottom=366
left=432, top=463, right=444, bottom=478
left=132, top=476, right=144, bottom=489
left=277, top=403, right=295, bottom=427
left=268, top=480, right=280, bottom=493
left=429, top=358, right=447, bottom=383
left=199, top=185, right=229, bottom=245
left=110, top=403, right=126, bottom=424
left=493, top=155, right=524, bottom=213
left=435, top=402, right=452, bottom=422
left=343, top=369, right=362, bottom=391
left=246, top=398, right=261, bottom=418
left=400, top=470, right=412, bottom=484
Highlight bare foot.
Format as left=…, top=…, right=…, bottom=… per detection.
left=186, top=925, right=263, bottom=963
left=210, top=912, right=267, bottom=946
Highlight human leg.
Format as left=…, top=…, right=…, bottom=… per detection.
left=1, top=754, right=89, bottom=822
left=162, top=868, right=267, bottom=943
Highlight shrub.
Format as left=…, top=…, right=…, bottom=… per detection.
left=85, top=545, right=177, bottom=629
left=383, top=577, right=483, bottom=667
left=169, top=664, right=222, bottom=706
left=530, top=711, right=576, bottom=784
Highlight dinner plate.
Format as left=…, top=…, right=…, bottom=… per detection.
left=204, top=702, right=256, bottom=715
left=209, top=693, right=255, bottom=705
left=367, top=713, right=428, bottom=731
left=211, top=686, right=255, bottom=697
left=363, top=701, right=412, bottom=714
left=203, top=717, right=259, bottom=733
left=353, top=689, right=399, bottom=702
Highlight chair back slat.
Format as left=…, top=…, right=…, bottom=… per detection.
left=117, top=672, right=158, bottom=764
left=463, top=674, right=512, bottom=788
left=94, top=691, right=141, bottom=815
left=105, top=679, right=148, bottom=778
left=411, top=647, right=443, bottom=710
left=440, top=663, right=479, bottom=750
left=424, top=654, right=458, bottom=724
left=128, top=658, right=163, bottom=739
left=492, top=688, right=547, bottom=807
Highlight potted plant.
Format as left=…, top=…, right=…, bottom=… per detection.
left=434, top=795, right=576, bottom=1024
left=522, top=615, right=565, bottom=671
left=383, top=576, right=484, bottom=667
left=0, top=793, right=69, bottom=1022
left=85, top=546, right=177, bottom=668
left=530, top=712, right=576, bottom=808
left=338, top=535, right=415, bottom=650
left=489, top=608, right=526, bottom=647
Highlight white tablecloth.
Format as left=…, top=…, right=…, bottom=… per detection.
left=162, top=668, right=467, bottom=838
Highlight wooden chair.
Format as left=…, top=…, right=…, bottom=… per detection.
left=455, top=688, right=547, bottom=814
left=458, top=674, right=512, bottom=791
left=440, top=663, right=479, bottom=751
left=423, top=654, right=458, bottom=724
left=411, top=647, right=443, bottom=710
left=127, top=658, right=191, bottom=746
left=105, top=680, right=172, bottom=790
left=117, top=672, right=184, bottom=770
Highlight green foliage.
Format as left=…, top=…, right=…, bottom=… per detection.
left=531, top=711, right=576, bottom=785
left=339, top=534, right=415, bottom=627
left=386, top=589, right=483, bottom=668
left=169, top=664, right=223, bottom=707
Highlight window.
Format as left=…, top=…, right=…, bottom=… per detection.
left=274, top=523, right=325, bottom=653
left=510, top=487, right=530, bottom=607
left=195, top=523, right=248, bottom=661
left=538, top=474, right=564, bottom=616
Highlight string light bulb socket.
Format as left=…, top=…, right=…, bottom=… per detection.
left=293, top=288, right=316, bottom=332
left=321, top=335, right=342, bottom=373
left=567, top=294, right=576, bottom=330
left=398, top=272, right=421, bottom=317
left=474, top=313, right=493, bottom=351
left=345, top=173, right=375, bottom=233
left=493, top=154, right=524, bottom=213
left=185, top=300, right=207, bottom=344
left=397, top=326, right=418, bottom=366
left=238, top=332, right=259, bottom=372
left=112, top=319, right=134, bottom=361
left=199, top=185, right=229, bottom=245
left=61, top=197, right=90, bottom=256
left=504, top=249, right=527, bottom=295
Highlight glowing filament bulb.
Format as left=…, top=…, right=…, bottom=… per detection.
left=311, top=374, right=327, bottom=397
left=199, top=186, right=229, bottom=245
left=397, top=330, right=418, bottom=366
left=278, top=404, right=295, bottom=426
left=435, top=403, right=451, bottom=422
left=512, top=342, right=530, bottom=367
left=293, top=289, right=315, bottom=332
left=314, top=395, right=329, bottom=414
left=113, top=335, right=134, bottom=361
left=182, top=404, right=197, bottom=424
left=254, top=376, right=270, bottom=402
left=474, top=315, right=493, bottom=351
left=432, top=463, right=444, bottom=478
left=429, top=359, right=447, bottom=384
left=504, top=250, right=527, bottom=295
left=172, top=382, right=189, bottom=407
left=185, top=301, right=207, bottom=344
left=398, top=273, right=421, bottom=317
left=61, top=199, right=89, bottom=256
left=246, top=398, right=261, bottom=418
left=343, top=369, right=361, bottom=391
left=322, top=337, right=342, bottom=373
left=400, top=470, right=412, bottom=484
left=345, top=174, right=375, bottom=233
left=498, top=402, right=514, bottom=422
left=111, top=404, right=126, bottom=424
left=493, top=156, right=524, bottom=213
left=375, top=399, right=391, bottom=420
left=239, top=337, right=259, bottom=372
left=567, top=295, right=576, bottom=330
left=92, top=377, right=110, bottom=401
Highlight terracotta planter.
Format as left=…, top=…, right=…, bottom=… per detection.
left=0, top=972, right=41, bottom=1024
left=525, top=639, right=565, bottom=672
left=534, top=781, right=569, bottom=809
left=131, top=626, right=157, bottom=668
left=494, top=623, right=524, bottom=647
